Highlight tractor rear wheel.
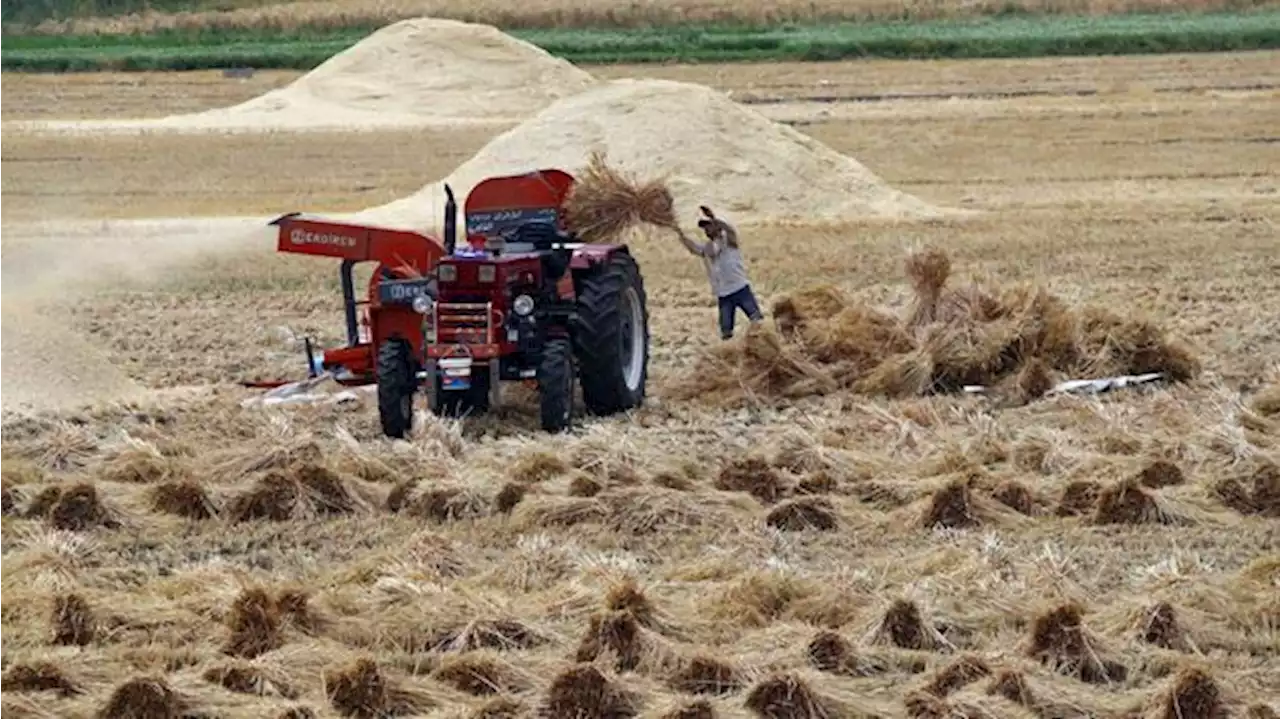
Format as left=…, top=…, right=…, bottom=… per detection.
left=539, top=337, right=575, bottom=432
left=572, top=251, right=649, bottom=416
left=376, top=337, right=417, bottom=439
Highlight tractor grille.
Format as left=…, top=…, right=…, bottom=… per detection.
left=435, top=302, right=493, bottom=345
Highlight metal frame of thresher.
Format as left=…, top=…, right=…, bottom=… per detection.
left=269, top=211, right=445, bottom=385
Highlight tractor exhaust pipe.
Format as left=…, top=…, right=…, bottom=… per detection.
left=443, top=184, right=457, bottom=255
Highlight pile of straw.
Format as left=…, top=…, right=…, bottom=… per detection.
left=564, top=150, right=677, bottom=243
left=671, top=245, right=1201, bottom=407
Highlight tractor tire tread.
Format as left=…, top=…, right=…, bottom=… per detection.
left=376, top=337, right=416, bottom=439
left=539, top=337, right=574, bottom=432
left=572, top=251, right=649, bottom=416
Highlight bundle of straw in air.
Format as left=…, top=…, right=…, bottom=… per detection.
left=565, top=151, right=677, bottom=243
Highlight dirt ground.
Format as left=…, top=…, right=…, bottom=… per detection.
left=1, top=51, right=1278, bottom=719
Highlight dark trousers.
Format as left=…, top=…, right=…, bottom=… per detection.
left=718, top=285, right=763, bottom=339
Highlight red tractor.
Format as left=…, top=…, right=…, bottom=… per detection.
left=267, top=168, right=650, bottom=436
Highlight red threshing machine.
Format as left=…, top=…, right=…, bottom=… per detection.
left=263, top=169, right=650, bottom=437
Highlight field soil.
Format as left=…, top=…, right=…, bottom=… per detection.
left=2, top=51, right=1279, bottom=719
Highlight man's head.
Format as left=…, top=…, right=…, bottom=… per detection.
left=697, top=205, right=727, bottom=240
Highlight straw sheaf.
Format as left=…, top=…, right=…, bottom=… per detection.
left=565, top=150, right=677, bottom=243
left=672, top=245, right=1201, bottom=407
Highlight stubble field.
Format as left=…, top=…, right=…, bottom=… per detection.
left=2, top=51, right=1279, bottom=719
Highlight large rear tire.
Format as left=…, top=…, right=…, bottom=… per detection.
left=376, top=337, right=416, bottom=439
left=539, top=337, right=575, bottom=433
left=572, top=251, right=649, bottom=416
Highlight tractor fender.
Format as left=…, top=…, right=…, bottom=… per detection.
left=569, top=244, right=625, bottom=271
left=568, top=245, right=631, bottom=303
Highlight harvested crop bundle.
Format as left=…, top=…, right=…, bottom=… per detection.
left=672, top=245, right=1200, bottom=408
left=565, top=151, right=676, bottom=242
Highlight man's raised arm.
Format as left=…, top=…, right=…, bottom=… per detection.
left=676, top=227, right=710, bottom=257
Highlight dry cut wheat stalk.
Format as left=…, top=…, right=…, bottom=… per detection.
left=564, top=151, right=677, bottom=243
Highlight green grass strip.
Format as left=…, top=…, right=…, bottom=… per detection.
left=3, top=11, right=1279, bottom=71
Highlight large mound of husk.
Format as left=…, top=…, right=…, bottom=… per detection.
left=671, top=246, right=1200, bottom=406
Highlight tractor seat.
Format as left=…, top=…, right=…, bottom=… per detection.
left=512, top=221, right=571, bottom=252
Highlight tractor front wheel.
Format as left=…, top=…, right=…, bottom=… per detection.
left=539, top=337, right=575, bottom=433
left=573, top=251, right=649, bottom=416
left=376, top=337, right=417, bottom=439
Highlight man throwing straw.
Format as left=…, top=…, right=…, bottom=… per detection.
left=677, top=205, right=764, bottom=340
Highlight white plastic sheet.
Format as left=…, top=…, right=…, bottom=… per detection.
left=240, top=372, right=372, bottom=408
left=962, top=372, right=1166, bottom=397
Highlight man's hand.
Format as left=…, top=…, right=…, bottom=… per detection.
left=675, top=227, right=706, bottom=257
left=700, top=205, right=716, bottom=220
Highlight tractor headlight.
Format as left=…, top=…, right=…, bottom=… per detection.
left=478, top=265, right=496, bottom=283
left=437, top=265, right=457, bottom=283
left=513, top=294, right=534, bottom=317
left=412, top=294, right=434, bottom=315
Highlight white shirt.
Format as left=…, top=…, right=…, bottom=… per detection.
left=694, top=221, right=750, bottom=299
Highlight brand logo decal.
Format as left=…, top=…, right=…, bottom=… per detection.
left=386, top=282, right=427, bottom=299
left=290, top=228, right=358, bottom=248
